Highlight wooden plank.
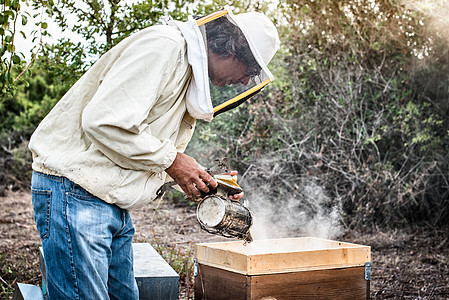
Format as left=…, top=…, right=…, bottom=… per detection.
left=194, top=264, right=369, bottom=300
left=249, top=266, right=369, bottom=300
left=195, top=237, right=371, bottom=275
left=194, top=264, right=250, bottom=300
left=246, top=246, right=370, bottom=275
left=195, top=245, right=248, bottom=274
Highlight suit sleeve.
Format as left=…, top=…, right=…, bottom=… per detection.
left=81, top=34, right=184, bottom=172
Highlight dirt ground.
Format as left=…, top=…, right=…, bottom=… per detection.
left=0, top=190, right=448, bottom=299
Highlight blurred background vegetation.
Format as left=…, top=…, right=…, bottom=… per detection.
left=1, top=0, right=448, bottom=231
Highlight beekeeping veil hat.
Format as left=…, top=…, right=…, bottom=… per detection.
left=172, top=7, right=280, bottom=121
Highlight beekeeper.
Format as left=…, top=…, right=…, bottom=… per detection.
left=29, top=7, right=279, bottom=300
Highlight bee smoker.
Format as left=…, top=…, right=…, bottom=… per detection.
left=195, top=174, right=253, bottom=243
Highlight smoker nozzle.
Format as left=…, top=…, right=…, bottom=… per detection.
left=244, top=231, right=253, bottom=244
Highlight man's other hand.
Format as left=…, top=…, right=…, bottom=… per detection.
left=221, top=170, right=244, bottom=201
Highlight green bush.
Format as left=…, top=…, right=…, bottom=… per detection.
left=189, top=0, right=449, bottom=230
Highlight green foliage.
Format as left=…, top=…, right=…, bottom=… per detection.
left=0, top=0, right=54, bottom=143
left=276, top=0, right=449, bottom=228
left=0, top=0, right=24, bottom=97
left=151, top=234, right=193, bottom=282
left=186, top=104, right=253, bottom=167
left=48, top=0, right=222, bottom=59
left=0, top=0, right=227, bottom=136
left=0, top=250, right=40, bottom=299
left=190, top=0, right=449, bottom=229
left=0, top=57, right=73, bottom=135
left=0, top=0, right=51, bottom=98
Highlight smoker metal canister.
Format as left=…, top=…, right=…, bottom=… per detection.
left=196, top=195, right=253, bottom=241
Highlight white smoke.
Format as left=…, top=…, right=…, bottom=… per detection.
left=243, top=176, right=343, bottom=241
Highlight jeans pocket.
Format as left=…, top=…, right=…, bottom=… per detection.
left=31, top=188, right=52, bottom=240
left=69, top=183, right=97, bottom=201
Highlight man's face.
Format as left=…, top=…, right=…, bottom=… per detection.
left=208, top=50, right=251, bottom=87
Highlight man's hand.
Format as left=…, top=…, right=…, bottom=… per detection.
left=165, top=152, right=217, bottom=198
left=229, top=192, right=244, bottom=201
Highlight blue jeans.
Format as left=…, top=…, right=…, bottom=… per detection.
left=31, top=171, right=139, bottom=300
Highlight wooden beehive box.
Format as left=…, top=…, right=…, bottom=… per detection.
left=194, top=237, right=371, bottom=300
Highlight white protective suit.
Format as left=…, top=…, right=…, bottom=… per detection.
left=29, top=24, right=194, bottom=209
left=29, top=8, right=279, bottom=210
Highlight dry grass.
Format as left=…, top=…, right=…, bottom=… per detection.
left=1, top=190, right=448, bottom=299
